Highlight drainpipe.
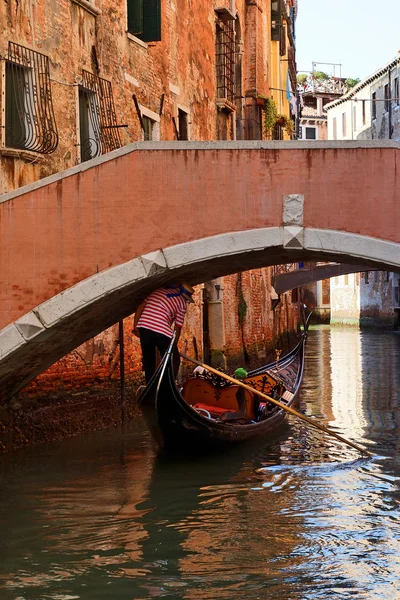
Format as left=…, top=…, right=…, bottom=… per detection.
left=388, top=66, right=392, bottom=139
left=231, top=0, right=236, bottom=140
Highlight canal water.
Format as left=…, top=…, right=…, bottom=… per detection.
left=1, top=327, right=400, bottom=600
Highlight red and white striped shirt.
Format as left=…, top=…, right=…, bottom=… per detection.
left=137, top=287, right=189, bottom=338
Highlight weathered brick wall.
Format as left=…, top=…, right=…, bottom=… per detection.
left=2, top=0, right=301, bottom=404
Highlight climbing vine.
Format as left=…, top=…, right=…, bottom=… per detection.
left=236, top=273, right=249, bottom=363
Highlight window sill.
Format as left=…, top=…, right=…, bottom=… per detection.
left=127, top=32, right=148, bottom=49
left=216, top=98, right=236, bottom=113
left=70, top=0, right=101, bottom=17
left=0, top=147, right=45, bottom=162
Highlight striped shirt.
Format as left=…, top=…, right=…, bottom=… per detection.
left=137, top=287, right=189, bottom=338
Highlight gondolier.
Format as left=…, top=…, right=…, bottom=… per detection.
left=133, top=283, right=195, bottom=384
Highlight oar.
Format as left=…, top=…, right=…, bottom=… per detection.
left=180, top=353, right=373, bottom=458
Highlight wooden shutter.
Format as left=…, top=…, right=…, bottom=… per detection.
left=142, top=0, right=161, bottom=42
left=127, top=0, right=143, bottom=36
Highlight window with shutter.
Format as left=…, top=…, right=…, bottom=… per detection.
left=127, top=0, right=161, bottom=42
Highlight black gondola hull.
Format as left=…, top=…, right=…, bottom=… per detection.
left=139, top=315, right=310, bottom=450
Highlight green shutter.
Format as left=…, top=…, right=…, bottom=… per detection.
left=142, top=0, right=161, bottom=42
left=127, top=0, right=143, bottom=36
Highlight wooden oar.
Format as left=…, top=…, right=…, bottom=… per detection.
left=180, top=353, right=373, bottom=458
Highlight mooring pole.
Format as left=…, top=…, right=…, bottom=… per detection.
left=119, top=320, right=126, bottom=424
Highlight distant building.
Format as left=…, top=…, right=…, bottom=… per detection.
left=325, top=56, right=400, bottom=142
left=297, top=73, right=348, bottom=141
left=325, top=58, right=400, bottom=329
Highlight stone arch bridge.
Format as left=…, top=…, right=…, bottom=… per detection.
left=1, top=140, right=399, bottom=401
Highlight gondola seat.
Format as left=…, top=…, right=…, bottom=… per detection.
left=182, top=377, right=256, bottom=420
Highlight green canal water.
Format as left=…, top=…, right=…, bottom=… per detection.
left=1, top=328, right=400, bottom=599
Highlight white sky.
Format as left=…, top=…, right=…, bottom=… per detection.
left=295, top=0, right=400, bottom=81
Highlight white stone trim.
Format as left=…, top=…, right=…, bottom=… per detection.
left=1, top=227, right=400, bottom=400
left=138, top=104, right=160, bottom=123
left=124, top=73, right=139, bottom=87
left=169, top=83, right=180, bottom=95
left=305, top=229, right=400, bottom=269
left=127, top=32, right=148, bottom=49
left=70, top=0, right=101, bottom=17
left=1, top=227, right=398, bottom=353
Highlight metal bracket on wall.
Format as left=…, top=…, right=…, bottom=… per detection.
left=132, top=94, right=145, bottom=132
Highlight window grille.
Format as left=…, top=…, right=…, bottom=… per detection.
left=5, top=42, right=58, bottom=154
left=215, top=17, right=235, bottom=104
left=79, top=70, right=122, bottom=162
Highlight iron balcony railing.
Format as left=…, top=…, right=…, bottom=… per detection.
left=5, top=42, right=58, bottom=154
left=79, top=70, right=122, bottom=161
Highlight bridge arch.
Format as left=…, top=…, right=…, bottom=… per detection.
left=1, top=226, right=399, bottom=402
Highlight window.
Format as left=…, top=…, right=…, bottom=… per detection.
left=279, top=22, right=286, bottom=56
left=332, top=117, right=337, bottom=140
left=78, top=70, right=122, bottom=162
left=362, top=100, right=366, bottom=125
left=178, top=108, right=189, bottom=140
left=384, top=83, right=389, bottom=112
left=5, top=42, right=58, bottom=153
left=394, top=280, right=400, bottom=307
left=271, top=0, right=282, bottom=41
left=215, top=13, right=235, bottom=106
left=138, top=105, right=160, bottom=141
left=79, top=86, right=99, bottom=161
left=127, top=0, right=161, bottom=42
left=142, top=116, right=155, bottom=140
left=372, top=92, right=376, bottom=119
left=353, top=105, right=357, bottom=131
left=394, top=77, right=399, bottom=105
left=342, top=112, right=346, bottom=137
left=305, top=127, right=316, bottom=139
left=364, top=271, right=369, bottom=284
left=304, top=96, right=317, bottom=109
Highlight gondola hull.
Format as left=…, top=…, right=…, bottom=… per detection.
left=139, top=317, right=309, bottom=450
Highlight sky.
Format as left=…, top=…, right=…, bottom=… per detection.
left=295, top=0, right=400, bottom=81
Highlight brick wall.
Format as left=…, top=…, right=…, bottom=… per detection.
left=2, top=0, right=301, bottom=403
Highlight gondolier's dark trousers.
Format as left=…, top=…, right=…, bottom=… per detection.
left=138, top=327, right=180, bottom=384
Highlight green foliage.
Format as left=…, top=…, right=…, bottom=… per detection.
left=297, top=73, right=307, bottom=84
left=262, top=97, right=278, bottom=134
left=345, top=77, right=361, bottom=88
left=276, top=114, right=295, bottom=136
left=313, top=70, right=329, bottom=81
left=238, top=288, right=247, bottom=325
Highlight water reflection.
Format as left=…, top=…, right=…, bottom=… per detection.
left=0, top=329, right=399, bottom=599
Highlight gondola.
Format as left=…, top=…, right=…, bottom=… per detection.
left=139, top=313, right=311, bottom=450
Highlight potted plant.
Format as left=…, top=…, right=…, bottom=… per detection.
left=276, top=114, right=295, bottom=137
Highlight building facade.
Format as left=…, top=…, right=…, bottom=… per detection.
left=297, top=73, right=347, bottom=141
left=325, top=57, right=400, bottom=328
left=0, top=0, right=301, bottom=414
